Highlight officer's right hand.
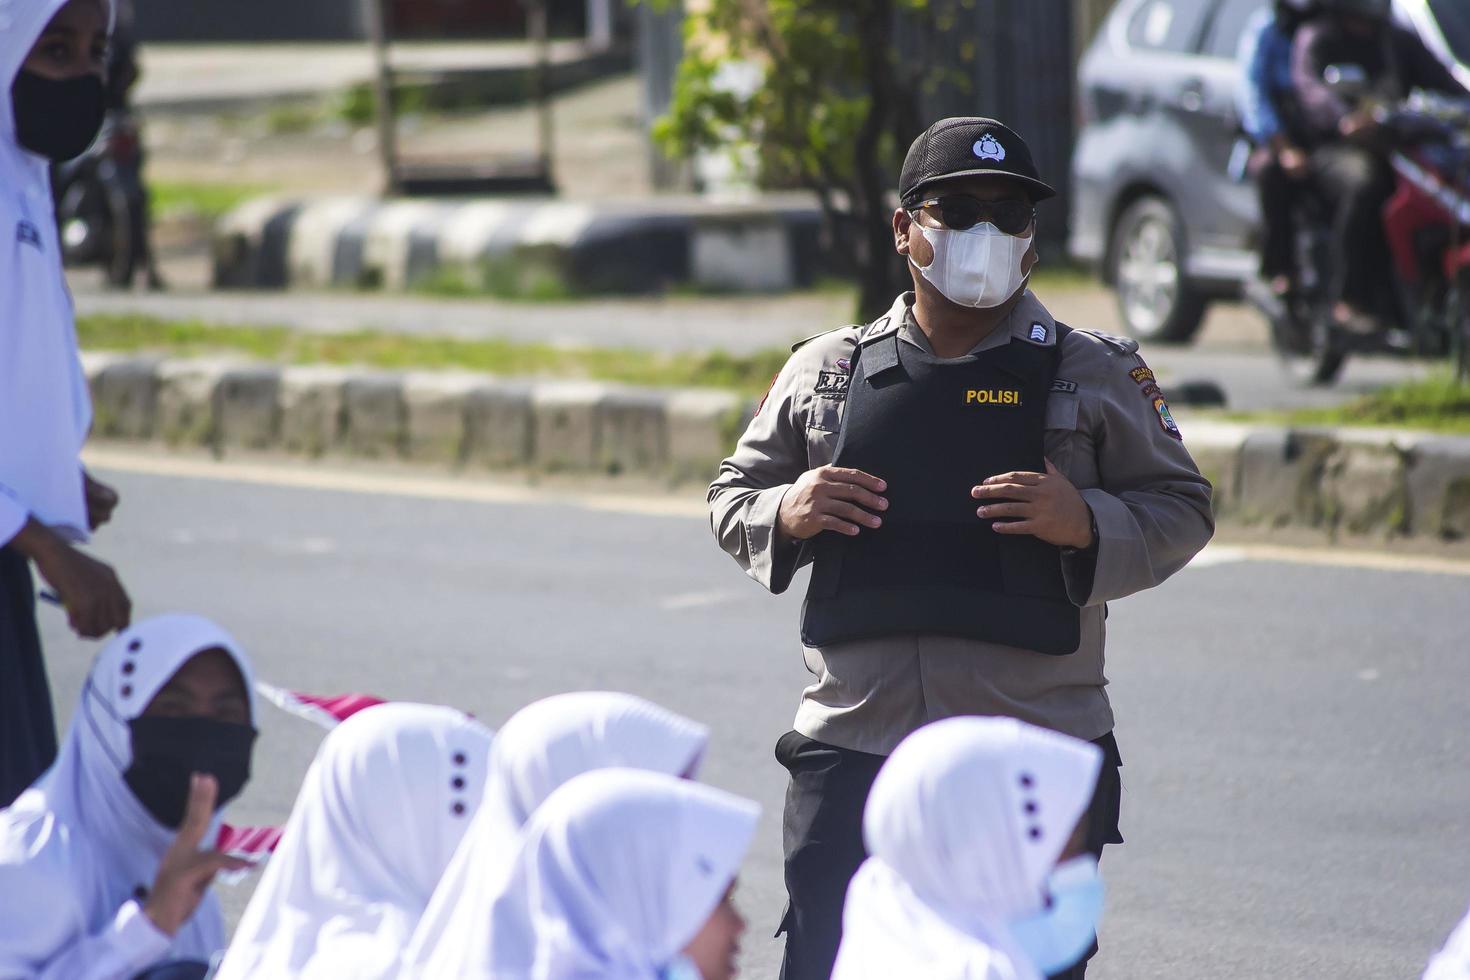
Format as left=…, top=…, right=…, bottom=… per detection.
left=777, top=466, right=888, bottom=540
left=144, top=774, right=251, bottom=937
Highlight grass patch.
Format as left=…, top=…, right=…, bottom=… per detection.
left=1031, top=263, right=1099, bottom=291
left=76, top=313, right=789, bottom=395
left=151, top=182, right=275, bottom=221
left=1232, top=372, right=1470, bottom=434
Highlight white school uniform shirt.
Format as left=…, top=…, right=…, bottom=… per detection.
left=214, top=702, right=494, bottom=980
left=445, top=768, right=758, bottom=980
left=0, top=0, right=102, bottom=547
left=832, top=716, right=1103, bottom=980
left=0, top=614, right=258, bottom=980
left=403, top=692, right=710, bottom=976
left=1426, top=903, right=1470, bottom=980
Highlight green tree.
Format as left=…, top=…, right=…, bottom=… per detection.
left=650, top=0, right=978, bottom=318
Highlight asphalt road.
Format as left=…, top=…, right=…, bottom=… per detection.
left=35, top=454, right=1470, bottom=980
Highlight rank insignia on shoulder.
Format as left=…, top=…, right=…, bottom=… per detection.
left=1153, top=397, right=1183, bottom=440
left=1028, top=322, right=1049, bottom=344
left=859, top=318, right=900, bottom=346
left=1050, top=378, right=1078, bottom=394
left=815, top=371, right=850, bottom=396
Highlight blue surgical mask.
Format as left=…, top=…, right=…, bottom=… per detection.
left=1008, top=855, right=1106, bottom=976
left=661, top=953, right=704, bottom=980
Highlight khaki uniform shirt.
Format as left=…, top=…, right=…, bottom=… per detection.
left=708, top=292, right=1215, bottom=756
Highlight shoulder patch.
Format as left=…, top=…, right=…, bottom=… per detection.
left=1153, top=396, right=1183, bottom=440
left=1050, top=378, right=1078, bottom=394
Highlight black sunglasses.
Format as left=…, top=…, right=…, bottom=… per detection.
left=912, top=196, right=1037, bottom=236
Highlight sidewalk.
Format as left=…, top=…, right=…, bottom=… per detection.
left=211, top=192, right=836, bottom=295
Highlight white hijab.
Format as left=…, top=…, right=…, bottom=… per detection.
left=473, top=768, right=757, bottom=980
left=0, top=613, right=257, bottom=975
left=404, top=692, right=710, bottom=975
left=215, top=702, right=494, bottom=980
left=1426, top=903, right=1470, bottom=980
left=832, top=717, right=1103, bottom=980
left=0, top=0, right=105, bottom=542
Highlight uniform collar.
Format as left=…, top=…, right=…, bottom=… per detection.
left=881, top=289, right=1057, bottom=356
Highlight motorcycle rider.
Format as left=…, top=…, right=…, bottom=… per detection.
left=1237, top=0, right=1317, bottom=299
left=1291, top=0, right=1466, bottom=333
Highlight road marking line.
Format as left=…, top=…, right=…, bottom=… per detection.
left=661, top=590, right=741, bottom=611
left=83, top=448, right=709, bottom=519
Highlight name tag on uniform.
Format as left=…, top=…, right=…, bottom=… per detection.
left=815, top=371, right=849, bottom=396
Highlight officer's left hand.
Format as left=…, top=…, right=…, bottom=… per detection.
left=971, top=459, right=1094, bottom=549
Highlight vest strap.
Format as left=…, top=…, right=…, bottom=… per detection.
left=858, top=331, right=902, bottom=381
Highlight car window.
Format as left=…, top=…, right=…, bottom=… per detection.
left=1429, top=0, right=1470, bottom=65
left=1203, top=0, right=1268, bottom=59
left=1126, top=0, right=1212, bottom=53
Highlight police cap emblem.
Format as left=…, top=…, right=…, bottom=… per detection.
left=973, top=136, right=1006, bottom=162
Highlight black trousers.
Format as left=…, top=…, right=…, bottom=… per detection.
left=775, top=728, right=1124, bottom=980
left=1250, top=152, right=1301, bottom=282
left=1311, top=144, right=1396, bottom=312
left=0, top=547, right=56, bottom=808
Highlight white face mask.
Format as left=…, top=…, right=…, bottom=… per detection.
left=911, top=220, right=1033, bottom=309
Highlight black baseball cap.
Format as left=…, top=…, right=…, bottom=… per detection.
left=899, top=117, right=1056, bottom=207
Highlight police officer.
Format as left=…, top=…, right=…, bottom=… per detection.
left=708, top=117, right=1215, bottom=980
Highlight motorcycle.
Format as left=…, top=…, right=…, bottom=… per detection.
left=1252, top=73, right=1470, bottom=386
left=50, top=106, right=157, bottom=290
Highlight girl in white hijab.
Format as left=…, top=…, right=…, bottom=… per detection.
left=0, top=614, right=259, bottom=980
left=831, top=716, right=1105, bottom=980
left=0, top=0, right=133, bottom=805
left=215, top=702, right=493, bottom=980
left=404, top=692, right=710, bottom=975
left=431, top=767, right=758, bottom=980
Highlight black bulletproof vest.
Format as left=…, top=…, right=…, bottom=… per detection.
left=800, top=323, right=1081, bottom=655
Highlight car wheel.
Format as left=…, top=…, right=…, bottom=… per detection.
left=1109, top=196, right=1207, bottom=344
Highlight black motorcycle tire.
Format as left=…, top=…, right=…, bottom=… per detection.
left=1276, top=313, right=1347, bottom=386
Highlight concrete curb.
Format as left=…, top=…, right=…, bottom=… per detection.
left=80, top=353, right=753, bottom=482
left=1185, top=420, right=1470, bottom=543
left=78, top=353, right=1470, bottom=543
left=212, top=194, right=837, bottom=297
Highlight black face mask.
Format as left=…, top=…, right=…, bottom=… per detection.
left=10, top=69, right=106, bottom=162
left=123, top=716, right=258, bottom=829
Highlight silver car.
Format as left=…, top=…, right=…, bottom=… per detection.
left=1069, top=0, right=1470, bottom=343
